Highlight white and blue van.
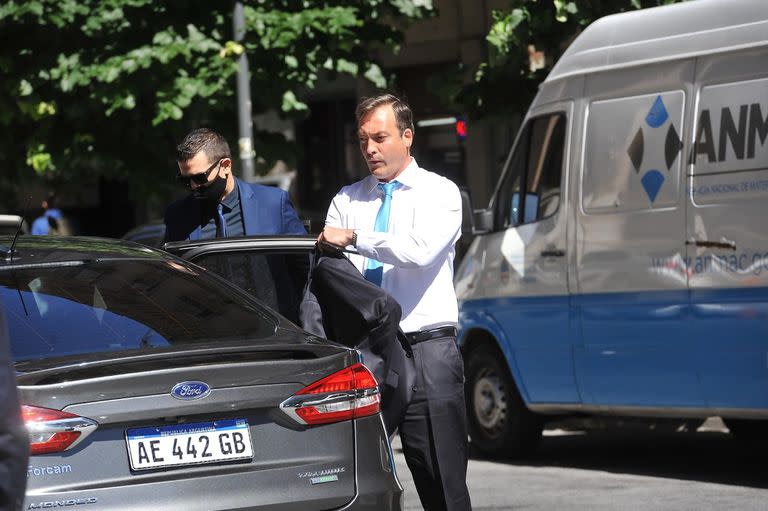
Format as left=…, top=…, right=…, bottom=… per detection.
left=456, top=0, right=768, bottom=455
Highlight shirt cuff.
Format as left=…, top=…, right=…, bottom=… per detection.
left=353, top=230, right=382, bottom=259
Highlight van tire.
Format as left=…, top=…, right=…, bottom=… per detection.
left=726, top=419, right=766, bottom=447
left=465, top=345, right=542, bottom=457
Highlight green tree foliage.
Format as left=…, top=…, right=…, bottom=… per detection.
left=457, top=0, right=684, bottom=118
left=0, top=0, right=433, bottom=206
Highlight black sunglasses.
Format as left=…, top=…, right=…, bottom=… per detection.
left=176, top=158, right=223, bottom=188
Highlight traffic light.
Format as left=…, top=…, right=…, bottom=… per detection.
left=455, top=117, right=467, bottom=141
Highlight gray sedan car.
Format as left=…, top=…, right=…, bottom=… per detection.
left=1, top=235, right=402, bottom=510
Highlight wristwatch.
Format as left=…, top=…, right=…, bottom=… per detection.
left=351, top=230, right=358, bottom=247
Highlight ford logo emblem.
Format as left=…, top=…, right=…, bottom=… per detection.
left=171, top=381, right=211, bottom=401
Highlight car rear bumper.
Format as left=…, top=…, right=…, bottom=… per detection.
left=338, top=414, right=403, bottom=510
left=24, top=415, right=402, bottom=511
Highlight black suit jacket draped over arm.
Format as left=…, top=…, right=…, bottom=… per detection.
left=299, top=250, right=414, bottom=436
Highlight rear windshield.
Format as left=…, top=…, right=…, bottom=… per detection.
left=0, top=259, right=277, bottom=361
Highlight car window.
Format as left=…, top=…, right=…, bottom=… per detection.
left=191, top=251, right=310, bottom=324
left=0, top=260, right=276, bottom=361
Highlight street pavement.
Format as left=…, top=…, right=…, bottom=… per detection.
left=392, top=418, right=768, bottom=510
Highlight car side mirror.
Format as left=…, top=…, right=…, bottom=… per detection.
left=460, top=188, right=491, bottom=235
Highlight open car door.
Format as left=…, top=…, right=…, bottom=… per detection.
left=165, top=235, right=316, bottom=325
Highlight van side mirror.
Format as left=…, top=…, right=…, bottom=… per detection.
left=460, top=188, right=491, bottom=235
left=510, top=192, right=539, bottom=226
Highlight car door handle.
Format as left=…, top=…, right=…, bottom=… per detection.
left=685, top=239, right=737, bottom=251
left=540, top=249, right=565, bottom=257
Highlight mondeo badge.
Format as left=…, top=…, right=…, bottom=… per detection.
left=171, top=381, right=211, bottom=401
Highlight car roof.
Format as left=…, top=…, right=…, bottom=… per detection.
left=163, top=234, right=318, bottom=258
left=122, top=220, right=165, bottom=237
left=0, top=235, right=172, bottom=266
left=546, top=0, right=768, bottom=83
left=0, top=214, right=24, bottom=225
left=164, top=234, right=316, bottom=248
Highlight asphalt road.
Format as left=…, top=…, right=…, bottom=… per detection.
left=392, top=418, right=768, bottom=510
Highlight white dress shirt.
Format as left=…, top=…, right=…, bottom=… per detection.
left=325, top=158, right=462, bottom=333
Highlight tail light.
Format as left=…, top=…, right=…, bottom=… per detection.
left=22, top=405, right=98, bottom=455
left=280, top=363, right=381, bottom=425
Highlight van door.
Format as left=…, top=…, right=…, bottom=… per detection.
left=574, top=60, right=705, bottom=408
left=687, top=50, right=768, bottom=410
left=460, top=104, right=578, bottom=404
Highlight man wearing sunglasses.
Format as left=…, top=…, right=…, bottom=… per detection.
left=164, top=127, right=306, bottom=242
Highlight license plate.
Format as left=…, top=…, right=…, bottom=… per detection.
left=126, top=419, right=253, bottom=471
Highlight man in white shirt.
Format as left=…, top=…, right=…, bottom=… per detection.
left=318, top=94, right=471, bottom=511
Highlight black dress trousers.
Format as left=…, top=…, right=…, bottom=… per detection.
left=300, top=251, right=471, bottom=510
left=399, top=334, right=472, bottom=511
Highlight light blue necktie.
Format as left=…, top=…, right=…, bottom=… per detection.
left=215, top=203, right=227, bottom=238
left=364, top=181, right=400, bottom=286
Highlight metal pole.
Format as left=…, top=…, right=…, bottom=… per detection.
left=233, top=1, right=255, bottom=182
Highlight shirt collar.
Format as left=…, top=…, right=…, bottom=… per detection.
left=364, top=157, right=420, bottom=196
left=220, top=181, right=239, bottom=211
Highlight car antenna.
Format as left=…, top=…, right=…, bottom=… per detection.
left=6, top=195, right=31, bottom=317
left=6, top=194, right=30, bottom=263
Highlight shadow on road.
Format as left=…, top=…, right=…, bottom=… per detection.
left=468, top=420, right=768, bottom=489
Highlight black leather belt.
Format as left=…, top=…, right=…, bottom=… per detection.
left=405, top=326, right=458, bottom=346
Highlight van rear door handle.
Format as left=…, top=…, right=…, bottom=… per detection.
left=685, top=239, right=737, bottom=251
left=540, top=249, right=565, bottom=257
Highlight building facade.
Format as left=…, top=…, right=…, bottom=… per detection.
left=288, top=0, right=519, bottom=225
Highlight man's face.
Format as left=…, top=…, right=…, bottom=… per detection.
left=177, top=152, right=232, bottom=195
left=358, top=104, right=413, bottom=182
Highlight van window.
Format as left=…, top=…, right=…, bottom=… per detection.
left=689, top=77, right=768, bottom=205
left=583, top=91, right=684, bottom=213
left=496, top=113, right=566, bottom=229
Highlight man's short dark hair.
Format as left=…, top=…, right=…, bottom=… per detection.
left=355, top=93, right=414, bottom=135
left=176, top=128, right=231, bottom=163
left=44, top=193, right=57, bottom=209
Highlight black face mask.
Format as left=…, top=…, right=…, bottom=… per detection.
left=192, top=172, right=227, bottom=202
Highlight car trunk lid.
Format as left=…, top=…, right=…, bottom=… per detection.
left=20, top=342, right=362, bottom=511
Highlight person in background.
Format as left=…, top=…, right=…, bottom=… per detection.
left=164, top=127, right=306, bottom=242
left=318, top=93, right=471, bottom=511
left=31, top=194, right=71, bottom=235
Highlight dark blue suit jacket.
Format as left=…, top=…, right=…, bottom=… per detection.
left=164, top=178, right=306, bottom=242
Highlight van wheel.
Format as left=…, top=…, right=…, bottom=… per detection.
left=465, top=345, right=542, bottom=457
left=726, top=419, right=767, bottom=448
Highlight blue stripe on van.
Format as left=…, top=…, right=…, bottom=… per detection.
left=575, top=289, right=701, bottom=407
left=690, top=286, right=768, bottom=409
left=459, top=294, right=581, bottom=404
left=460, top=287, right=768, bottom=410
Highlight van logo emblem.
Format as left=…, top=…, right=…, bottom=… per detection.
left=626, top=95, right=682, bottom=203
left=171, top=381, right=211, bottom=400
